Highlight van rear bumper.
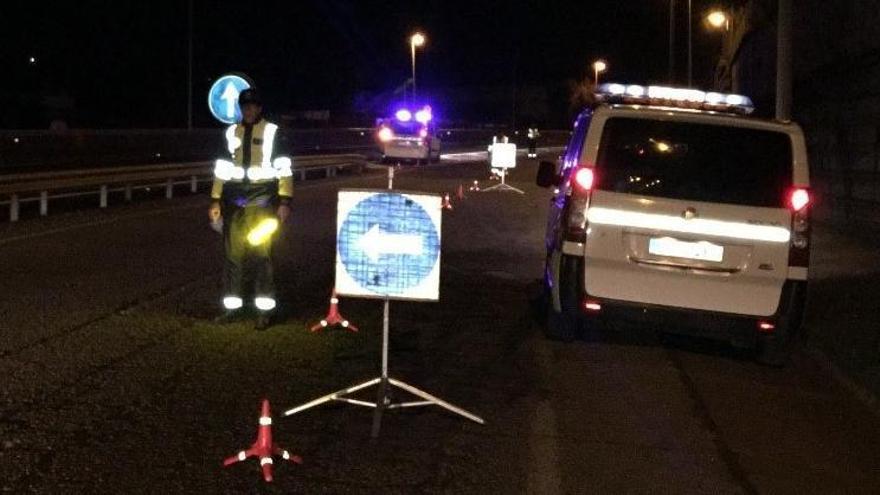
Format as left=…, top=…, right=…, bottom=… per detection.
left=583, top=281, right=806, bottom=348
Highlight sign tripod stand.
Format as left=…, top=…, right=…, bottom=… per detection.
left=481, top=167, right=524, bottom=194
left=283, top=299, right=484, bottom=437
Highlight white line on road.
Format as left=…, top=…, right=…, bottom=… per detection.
left=526, top=340, right=563, bottom=495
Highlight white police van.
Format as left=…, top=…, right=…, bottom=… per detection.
left=536, top=84, right=811, bottom=365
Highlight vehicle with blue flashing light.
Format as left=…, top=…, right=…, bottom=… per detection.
left=376, top=105, right=441, bottom=163
left=535, top=83, right=811, bottom=366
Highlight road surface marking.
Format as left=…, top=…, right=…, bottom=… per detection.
left=527, top=340, right=563, bottom=495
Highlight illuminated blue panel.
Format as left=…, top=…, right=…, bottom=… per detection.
left=207, top=74, right=252, bottom=124
left=336, top=191, right=442, bottom=301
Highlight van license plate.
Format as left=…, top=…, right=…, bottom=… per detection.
left=648, top=237, right=724, bottom=262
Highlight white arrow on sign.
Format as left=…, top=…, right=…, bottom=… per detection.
left=358, top=224, right=423, bottom=262
left=220, top=82, right=240, bottom=119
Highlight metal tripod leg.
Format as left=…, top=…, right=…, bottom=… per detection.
left=481, top=170, right=525, bottom=194
left=481, top=182, right=525, bottom=194
left=283, top=378, right=380, bottom=417
left=388, top=378, right=485, bottom=424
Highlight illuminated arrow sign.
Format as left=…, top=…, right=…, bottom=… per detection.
left=207, top=74, right=252, bottom=124
left=336, top=190, right=442, bottom=301
left=221, top=82, right=239, bottom=119
left=359, top=225, right=423, bottom=262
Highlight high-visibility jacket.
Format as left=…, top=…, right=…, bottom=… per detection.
left=211, top=119, right=294, bottom=200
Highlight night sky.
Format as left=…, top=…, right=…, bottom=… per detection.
left=3, top=0, right=724, bottom=128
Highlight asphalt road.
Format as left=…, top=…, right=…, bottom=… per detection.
left=1, top=152, right=879, bottom=494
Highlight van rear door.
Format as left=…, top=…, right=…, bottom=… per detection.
left=583, top=115, right=795, bottom=316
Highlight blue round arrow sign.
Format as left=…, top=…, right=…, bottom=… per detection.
left=207, top=74, right=251, bottom=124
left=338, top=193, right=441, bottom=297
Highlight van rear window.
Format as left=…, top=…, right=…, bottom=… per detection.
left=595, top=117, right=793, bottom=207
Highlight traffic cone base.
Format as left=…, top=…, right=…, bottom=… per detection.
left=441, top=193, right=453, bottom=210
left=223, top=399, right=301, bottom=483
left=310, top=290, right=358, bottom=332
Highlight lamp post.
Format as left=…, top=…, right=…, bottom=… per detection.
left=776, top=0, right=792, bottom=120
left=592, top=60, right=608, bottom=88
left=410, top=32, right=426, bottom=101
left=668, top=0, right=676, bottom=84
left=187, top=0, right=193, bottom=130
left=687, top=0, right=693, bottom=87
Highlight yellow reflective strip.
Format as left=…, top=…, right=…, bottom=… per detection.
left=255, top=297, right=277, bottom=311
left=273, top=157, right=292, bottom=177
left=262, top=123, right=278, bottom=166
left=223, top=296, right=243, bottom=309
left=586, top=207, right=791, bottom=243
left=214, top=159, right=233, bottom=180
left=225, top=125, right=240, bottom=155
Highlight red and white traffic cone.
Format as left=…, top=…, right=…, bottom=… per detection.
left=310, top=289, right=358, bottom=332
left=223, top=399, right=302, bottom=483
left=456, top=184, right=465, bottom=200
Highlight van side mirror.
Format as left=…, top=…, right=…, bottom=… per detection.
left=536, top=160, right=557, bottom=188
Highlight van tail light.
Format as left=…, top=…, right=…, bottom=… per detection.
left=573, top=168, right=594, bottom=191
left=789, top=188, right=810, bottom=212
left=788, top=187, right=811, bottom=267
left=378, top=127, right=394, bottom=142
left=583, top=298, right=602, bottom=312
left=565, top=166, right=596, bottom=243
left=758, top=320, right=776, bottom=333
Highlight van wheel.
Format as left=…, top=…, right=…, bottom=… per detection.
left=544, top=254, right=584, bottom=342
left=756, top=282, right=806, bottom=367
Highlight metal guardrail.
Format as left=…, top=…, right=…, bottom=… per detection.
left=0, top=154, right=367, bottom=222
left=0, top=128, right=571, bottom=172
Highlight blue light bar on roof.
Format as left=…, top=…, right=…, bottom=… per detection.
left=597, top=83, right=754, bottom=115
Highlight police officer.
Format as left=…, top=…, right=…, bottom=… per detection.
left=527, top=127, right=540, bottom=158
left=208, top=88, right=293, bottom=330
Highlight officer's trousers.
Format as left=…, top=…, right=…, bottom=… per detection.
left=223, top=205, right=276, bottom=309
left=528, top=138, right=537, bottom=156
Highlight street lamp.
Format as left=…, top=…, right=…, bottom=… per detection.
left=706, top=10, right=729, bottom=30
left=592, top=60, right=608, bottom=87
left=410, top=32, right=426, bottom=100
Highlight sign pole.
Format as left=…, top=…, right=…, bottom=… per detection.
left=371, top=298, right=391, bottom=438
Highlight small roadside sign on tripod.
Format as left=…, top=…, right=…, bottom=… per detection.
left=483, top=136, right=524, bottom=194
